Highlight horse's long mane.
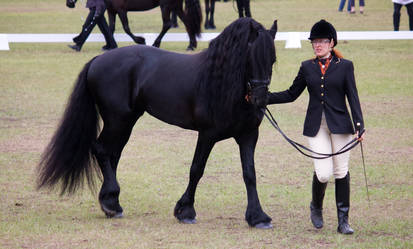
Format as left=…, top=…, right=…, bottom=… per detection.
left=198, top=18, right=273, bottom=125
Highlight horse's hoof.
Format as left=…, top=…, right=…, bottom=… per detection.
left=179, top=218, right=197, bottom=224
left=186, top=46, right=195, bottom=51
left=134, top=37, right=146, bottom=45
left=100, top=203, right=123, bottom=218
left=255, top=222, right=273, bottom=229
left=112, top=212, right=124, bottom=218
left=105, top=211, right=123, bottom=218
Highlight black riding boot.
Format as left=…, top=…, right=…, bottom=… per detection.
left=310, top=173, right=327, bottom=229
left=335, top=172, right=354, bottom=234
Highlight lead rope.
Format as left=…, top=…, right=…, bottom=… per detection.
left=264, top=107, right=360, bottom=159
left=264, top=107, right=370, bottom=203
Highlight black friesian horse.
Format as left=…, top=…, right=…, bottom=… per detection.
left=37, top=18, right=277, bottom=228
left=66, top=0, right=202, bottom=50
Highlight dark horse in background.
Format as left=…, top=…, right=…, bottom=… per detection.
left=106, top=0, right=202, bottom=50
left=66, top=0, right=202, bottom=50
left=204, top=0, right=251, bottom=29
left=37, top=18, right=277, bottom=228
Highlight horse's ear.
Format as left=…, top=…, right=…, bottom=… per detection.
left=269, top=20, right=278, bottom=39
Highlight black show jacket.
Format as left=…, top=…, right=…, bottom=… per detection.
left=268, top=56, right=364, bottom=137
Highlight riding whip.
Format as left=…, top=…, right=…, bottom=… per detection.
left=357, top=123, right=370, bottom=204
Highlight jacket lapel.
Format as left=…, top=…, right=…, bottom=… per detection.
left=324, top=56, right=341, bottom=75
left=310, top=58, right=322, bottom=76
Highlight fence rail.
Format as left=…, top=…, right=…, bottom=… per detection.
left=1, top=31, right=412, bottom=50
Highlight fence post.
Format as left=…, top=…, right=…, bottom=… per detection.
left=0, top=34, right=10, bottom=51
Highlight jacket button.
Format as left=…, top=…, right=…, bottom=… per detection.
left=321, top=84, right=324, bottom=88
left=321, top=93, right=324, bottom=96
left=321, top=76, right=324, bottom=80
left=321, top=101, right=324, bottom=104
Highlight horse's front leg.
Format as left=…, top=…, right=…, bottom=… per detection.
left=174, top=133, right=215, bottom=224
left=235, top=129, right=272, bottom=229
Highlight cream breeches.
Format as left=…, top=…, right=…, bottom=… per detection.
left=307, top=113, right=353, bottom=183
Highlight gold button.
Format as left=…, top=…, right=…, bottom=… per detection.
left=321, top=76, right=324, bottom=80
left=321, top=93, right=324, bottom=96
left=321, top=84, right=324, bottom=88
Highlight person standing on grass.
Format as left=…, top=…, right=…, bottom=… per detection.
left=349, top=0, right=365, bottom=14
left=392, top=0, right=413, bottom=31
left=338, top=0, right=351, bottom=13
left=67, top=0, right=118, bottom=51
left=267, top=19, right=365, bottom=234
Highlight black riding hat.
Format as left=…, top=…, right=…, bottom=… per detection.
left=308, top=19, right=337, bottom=47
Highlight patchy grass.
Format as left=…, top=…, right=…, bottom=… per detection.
left=1, top=0, right=413, bottom=248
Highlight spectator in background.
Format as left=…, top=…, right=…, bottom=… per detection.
left=67, top=0, right=117, bottom=51
left=338, top=0, right=351, bottom=12
left=349, top=0, right=365, bottom=14
left=392, top=0, right=413, bottom=31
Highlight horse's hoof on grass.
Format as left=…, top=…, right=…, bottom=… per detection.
left=179, top=218, right=197, bottom=224
left=101, top=203, right=123, bottom=218
left=186, top=46, right=195, bottom=51
left=112, top=212, right=124, bottom=218
left=255, top=222, right=273, bottom=229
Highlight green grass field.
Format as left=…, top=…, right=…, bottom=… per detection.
left=1, top=0, right=413, bottom=248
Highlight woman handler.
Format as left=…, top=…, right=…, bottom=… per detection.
left=267, top=19, right=365, bottom=234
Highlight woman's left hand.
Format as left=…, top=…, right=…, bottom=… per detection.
left=356, top=130, right=365, bottom=142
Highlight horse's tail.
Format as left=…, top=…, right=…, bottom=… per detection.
left=37, top=57, right=100, bottom=195
left=184, top=0, right=202, bottom=37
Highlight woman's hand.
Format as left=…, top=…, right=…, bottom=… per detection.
left=356, top=130, right=365, bottom=142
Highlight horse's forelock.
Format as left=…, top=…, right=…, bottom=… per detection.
left=198, top=18, right=268, bottom=124
left=249, top=29, right=276, bottom=75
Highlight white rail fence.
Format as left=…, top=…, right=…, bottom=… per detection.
left=1, top=31, right=412, bottom=50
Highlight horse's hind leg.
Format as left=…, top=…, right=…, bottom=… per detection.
left=174, top=133, right=215, bottom=223
left=236, top=0, right=244, bottom=17
left=209, top=0, right=216, bottom=29
left=175, top=9, right=197, bottom=50
left=153, top=7, right=172, bottom=48
left=171, top=11, right=178, bottom=28
left=107, top=10, right=116, bottom=34
left=93, top=115, right=140, bottom=218
left=204, top=0, right=210, bottom=29
left=244, top=0, right=251, bottom=17
left=204, top=0, right=216, bottom=29
left=118, top=11, right=146, bottom=44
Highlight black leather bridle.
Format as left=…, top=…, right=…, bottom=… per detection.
left=245, top=79, right=270, bottom=103
left=247, top=79, right=270, bottom=92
